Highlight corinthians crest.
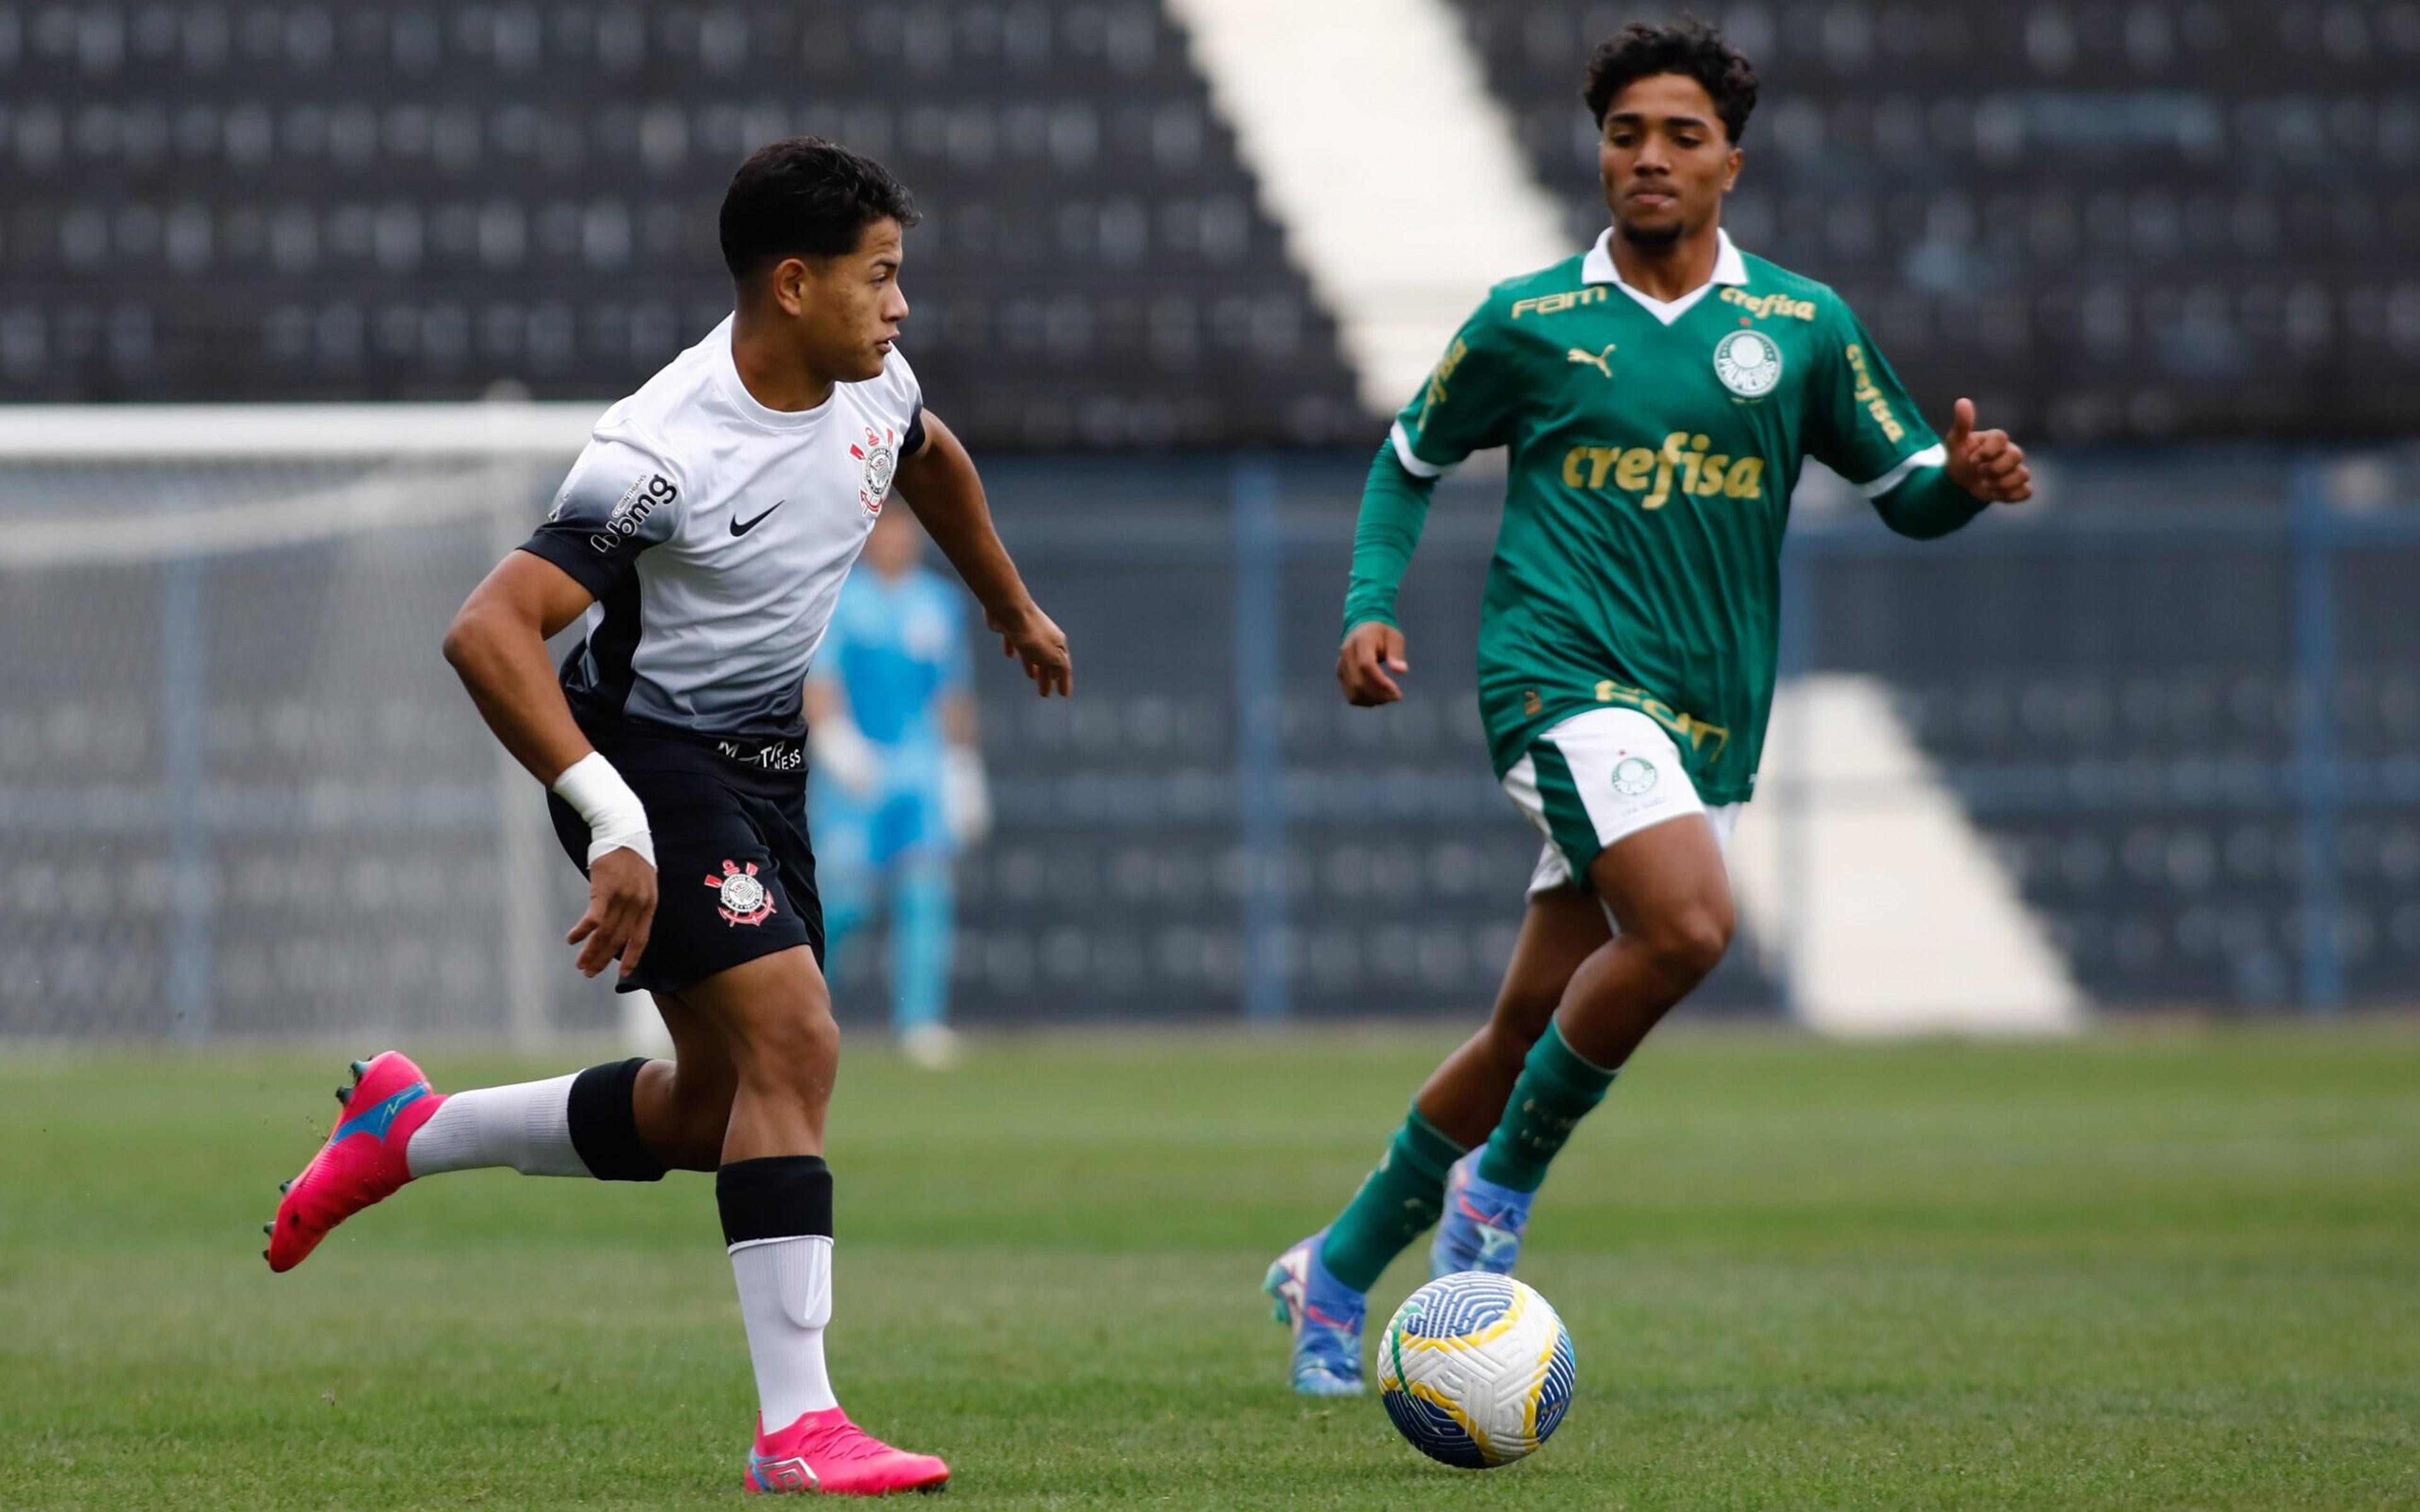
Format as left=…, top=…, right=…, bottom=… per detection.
left=704, top=859, right=776, bottom=927
left=850, top=425, right=897, bottom=515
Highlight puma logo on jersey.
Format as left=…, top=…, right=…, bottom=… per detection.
left=1566, top=345, right=1616, bottom=379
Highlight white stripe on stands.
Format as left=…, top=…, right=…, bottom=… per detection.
left=1162, top=0, right=1570, bottom=416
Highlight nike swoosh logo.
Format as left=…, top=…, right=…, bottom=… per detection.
left=730, top=500, right=785, bottom=537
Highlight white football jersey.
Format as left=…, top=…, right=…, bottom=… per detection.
left=521, top=314, right=925, bottom=739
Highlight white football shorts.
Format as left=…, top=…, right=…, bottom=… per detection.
left=1500, top=706, right=1740, bottom=895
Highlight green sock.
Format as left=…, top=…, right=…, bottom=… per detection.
left=1475, top=1023, right=1618, bottom=1193
left=1317, top=1107, right=1466, bottom=1293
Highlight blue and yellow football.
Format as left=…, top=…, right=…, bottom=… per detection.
left=1376, top=1271, right=1576, bottom=1469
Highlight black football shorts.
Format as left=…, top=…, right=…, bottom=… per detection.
left=547, top=718, right=824, bottom=997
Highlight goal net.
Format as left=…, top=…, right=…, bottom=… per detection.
left=0, top=404, right=623, bottom=1044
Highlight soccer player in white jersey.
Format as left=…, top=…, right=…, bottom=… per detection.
left=262, top=138, right=1071, bottom=1496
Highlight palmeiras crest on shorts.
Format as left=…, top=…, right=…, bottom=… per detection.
left=1611, top=756, right=1659, bottom=797
left=705, top=859, right=776, bottom=926
left=851, top=425, right=897, bottom=515
left=1713, top=329, right=1783, bottom=398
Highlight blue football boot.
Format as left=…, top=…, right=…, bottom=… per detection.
left=1262, top=1230, right=1366, bottom=1395
left=1429, top=1150, right=1534, bottom=1278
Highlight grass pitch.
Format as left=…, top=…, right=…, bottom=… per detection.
left=1, top=1026, right=2414, bottom=1509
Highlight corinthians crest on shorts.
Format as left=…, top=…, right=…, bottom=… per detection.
left=851, top=425, right=897, bottom=515
left=705, top=859, right=776, bottom=926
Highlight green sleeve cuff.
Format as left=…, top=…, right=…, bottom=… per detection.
left=1871, top=463, right=1988, bottom=541
left=1342, top=442, right=1436, bottom=636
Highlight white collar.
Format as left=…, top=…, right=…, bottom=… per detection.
left=710, top=312, right=836, bottom=432
left=1581, top=227, right=1748, bottom=325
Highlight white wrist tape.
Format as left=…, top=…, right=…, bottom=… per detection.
left=550, top=752, right=655, bottom=869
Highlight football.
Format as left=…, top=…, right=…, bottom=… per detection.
left=1376, top=1272, right=1577, bottom=1469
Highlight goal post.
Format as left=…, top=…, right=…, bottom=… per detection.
left=0, top=403, right=618, bottom=1046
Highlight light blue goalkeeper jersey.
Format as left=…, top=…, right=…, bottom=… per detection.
left=810, top=564, right=969, bottom=796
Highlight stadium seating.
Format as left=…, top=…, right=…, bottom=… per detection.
left=3, top=3, right=2408, bottom=1034
left=1447, top=0, right=2420, bottom=439
left=1441, top=0, right=2420, bottom=1002
left=1811, top=526, right=2420, bottom=1007
left=951, top=687, right=1778, bottom=1022
left=0, top=2, right=1368, bottom=446
left=833, top=461, right=1782, bottom=1024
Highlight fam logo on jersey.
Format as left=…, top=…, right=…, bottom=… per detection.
left=1712, top=329, right=1783, bottom=398
left=1611, top=756, right=1660, bottom=797
left=851, top=426, right=897, bottom=515
left=704, top=859, right=775, bottom=927
left=1510, top=285, right=1609, bottom=321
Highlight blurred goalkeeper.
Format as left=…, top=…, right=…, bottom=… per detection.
left=1265, top=18, right=2032, bottom=1395
left=805, top=507, right=990, bottom=1071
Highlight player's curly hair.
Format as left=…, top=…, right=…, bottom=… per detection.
left=1582, top=16, right=1760, bottom=144
left=720, top=136, right=921, bottom=280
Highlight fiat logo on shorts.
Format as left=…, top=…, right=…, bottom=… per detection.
left=705, top=859, right=776, bottom=926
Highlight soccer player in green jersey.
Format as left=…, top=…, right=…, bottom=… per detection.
left=1265, top=18, right=2033, bottom=1395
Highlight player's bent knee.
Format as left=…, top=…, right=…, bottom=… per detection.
left=637, top=1058, right=734, bottom=1171
left=668, top=1072, right=738, bottom=1166
left=1478, top=1003, right=1555, bottom=1070
left=1645, top=899, right=1734, bottom=988
left=731, top=996, right=841, bottom=1092
left=693, top=949, right=841, bottom=1089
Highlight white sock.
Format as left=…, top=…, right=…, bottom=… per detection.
left=730, top=1234, right=838, bottom=1431
left=403, top=1074, right=589, bottom=1177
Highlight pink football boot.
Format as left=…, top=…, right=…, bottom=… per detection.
left=744, top=1409, right=950, bottom=1496
left=264, top=1051, right=443, bottom=1273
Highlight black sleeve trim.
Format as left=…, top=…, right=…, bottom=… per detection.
left=901, top=403, right=928, bottom=459
left=516, top=530, right=628, bottom=599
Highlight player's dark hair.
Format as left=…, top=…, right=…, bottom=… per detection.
left=1582, top=16, right=1760, bottom=144
left=718, top=136, right=920, bottom=280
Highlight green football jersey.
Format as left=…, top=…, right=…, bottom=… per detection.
left=1382, top=231, right=1973, bottom=805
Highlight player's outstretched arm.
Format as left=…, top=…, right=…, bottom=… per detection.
left=443, top=553, right=657, bottom=979
left=892, top=411, right=1072, bottom=697
left=1338, top=444, right=1438, bottom=706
